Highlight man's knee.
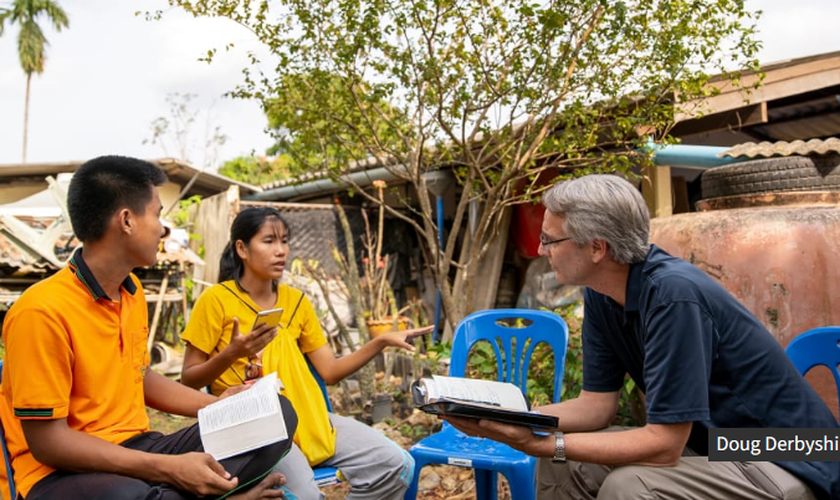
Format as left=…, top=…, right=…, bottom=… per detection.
left=538, top=457, right=613, bottom=500
left=598, top=466, right=650, bottom=499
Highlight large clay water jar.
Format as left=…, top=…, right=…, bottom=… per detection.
left=650, top=154, right=840, bottom=418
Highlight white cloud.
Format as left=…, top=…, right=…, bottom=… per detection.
left=746, top=0, right=839, bottom=63
left=0, top=0, right=273, bottom=168
left=1, top=0, right=838, bottom=169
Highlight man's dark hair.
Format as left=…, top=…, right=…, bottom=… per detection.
left=67, top=156, right=168, bottom=242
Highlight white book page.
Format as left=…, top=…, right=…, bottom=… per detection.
left=198, top=372, right=283, bottom=434
left=427, top=375, right=528, bottom=410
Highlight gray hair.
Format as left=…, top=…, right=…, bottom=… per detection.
left=542, top=174, right=650, bottom=265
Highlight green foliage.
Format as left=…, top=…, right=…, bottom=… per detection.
left=460, top=327, right=559, bottom=407
left=262, top=73, right=408, bottom=171
left=1, top=0, right=69, bottom=161
left=0, top=0, right=69, bottom=76
left=557, top=304, right=585, bottom=402
left=165, top=0, right=761, bottom=328
left=397, top=421, right=433, bottom=440
left=526, top=342, right=556, bottom=407
left=218, top=154, right=299, bottom=186
left=171, top=195, right=202, bottom=228
left=412, top=339, right=452, bottom=379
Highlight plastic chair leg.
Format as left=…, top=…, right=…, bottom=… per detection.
left=404, top=455, right=433, bottom=500
left=504, top=467, right=537, bottom=500
left=475, top=469, right=498, bottom=500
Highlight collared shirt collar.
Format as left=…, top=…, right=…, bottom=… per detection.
left=67, top=247, right=137, bottom=301
left=623, top=245, right=654, bottom=313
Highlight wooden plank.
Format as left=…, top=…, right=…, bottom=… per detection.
left=473, top=206, right=512, bottom=311
left=441, top=206, right=512, bottom=343
left=641, top=164, right=673, bottom=219
left=671, top=102, right=768, bottom=136
left=675, top=56, right=840, bottom=121
left=147, top=274, right=169, bottom=353
left=191, top=186, right=240, bottom=297
left=672, top=176, right=690, bottom=214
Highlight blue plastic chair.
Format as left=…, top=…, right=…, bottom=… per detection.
left=306, top=359, right=343, bottom=488
left=785, top=326, right=840, bottom=415
left=406, top=308, right=569, bottom=500
left=0, top=361, right=17, bottom=500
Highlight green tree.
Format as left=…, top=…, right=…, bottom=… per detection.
left=218, top=154, right=297, bottom=185
left=168, top=0, right=760, bottom=333
left=0, top=0, right=69, bottom=163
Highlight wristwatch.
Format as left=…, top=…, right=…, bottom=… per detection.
left=552, top=431, right=566, bottom=463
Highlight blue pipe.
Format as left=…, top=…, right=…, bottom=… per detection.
left=432, top=195, right=444, bottom=344
left=643, top=139, right=748, bottom=169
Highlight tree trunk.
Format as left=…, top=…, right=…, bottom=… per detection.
left=23, top=74, right=31, bottom=164
left=334, top=204, right=376, bottom=404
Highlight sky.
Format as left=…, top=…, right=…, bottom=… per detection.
left=0, top=0, right=839, bottom=171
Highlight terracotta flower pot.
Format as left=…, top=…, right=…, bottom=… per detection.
left=365, top=317, right=409, bottom=338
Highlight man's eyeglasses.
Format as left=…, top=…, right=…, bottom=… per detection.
left=539, top=236, right=573, bottom=247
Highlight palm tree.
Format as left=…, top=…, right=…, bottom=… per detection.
left=0, top=0, right=69, bottom=163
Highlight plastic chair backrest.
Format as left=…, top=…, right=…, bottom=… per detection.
left=785, top=326, right=840, bottom=415
left=0, top=361, right=16, bottom=500
left=449, top=309, right=568, bottom=404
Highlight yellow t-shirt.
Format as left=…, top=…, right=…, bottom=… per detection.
left=182, top=281, right=335, bottom=465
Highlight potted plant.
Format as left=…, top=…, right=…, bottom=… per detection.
left=300, top=180, right=414, bottom=408
left=331, top=180, right=412, bottom=337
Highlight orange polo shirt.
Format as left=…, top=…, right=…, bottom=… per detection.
left=0, top=249, right=151, bottom=498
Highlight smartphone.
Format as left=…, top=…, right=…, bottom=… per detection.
left=252, top=307, right=284, bottom=330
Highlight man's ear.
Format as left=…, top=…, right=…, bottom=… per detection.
left=590, top=239, right=610, bottom=264
left=117, top=208, right=133, bottom=235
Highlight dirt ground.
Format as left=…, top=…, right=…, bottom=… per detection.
left=148, top=408, right=512, bottom=500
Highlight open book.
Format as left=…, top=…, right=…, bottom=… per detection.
left=411, top=375, right=559, bottom=429
left=198, top=372, right=288, bottom=461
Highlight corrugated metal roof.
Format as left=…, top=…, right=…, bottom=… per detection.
left=721, top=137, right=840, bottom=159
left=0, top=234, right=56, bottom=275
left=259, top=155, right=399, bottom=191
left=0, top=158, right=262, bottom=197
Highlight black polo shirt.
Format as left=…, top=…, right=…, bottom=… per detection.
left=582, top=245, right=839, bottom=499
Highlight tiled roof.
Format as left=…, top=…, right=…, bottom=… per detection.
left=721, top=137, right=840, bottom=159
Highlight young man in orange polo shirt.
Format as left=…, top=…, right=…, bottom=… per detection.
left=0, top=156, right=295, bottom=499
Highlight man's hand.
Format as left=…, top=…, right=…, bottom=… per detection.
left=218, top=384, right=250, bottom=400
left=228, top=318, right=278, bottom=360
left=442, top=416, right=542, bottom=455
left=161, top=452, right=240, bottom=496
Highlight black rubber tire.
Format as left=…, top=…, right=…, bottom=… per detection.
left=700, top=154, right=840, bottom=199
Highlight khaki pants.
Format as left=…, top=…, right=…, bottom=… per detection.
left=537, top=455, right=816, bottom=500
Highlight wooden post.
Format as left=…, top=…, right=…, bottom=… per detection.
left=147, top=273, right=170, bottom=355
left=641, top=163, right=673, bottom=218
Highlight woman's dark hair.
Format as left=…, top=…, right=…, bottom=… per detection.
left=67, top=155, right=167, bottom=242
left=218, top=206, right=290, bottom=287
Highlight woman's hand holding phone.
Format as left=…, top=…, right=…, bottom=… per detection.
left=227, top=317, right=278, bottom=380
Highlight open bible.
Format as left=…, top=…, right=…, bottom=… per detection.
left=198, top=372, right=288, bottom=461
left=411, top=375, right=559, bottom=429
